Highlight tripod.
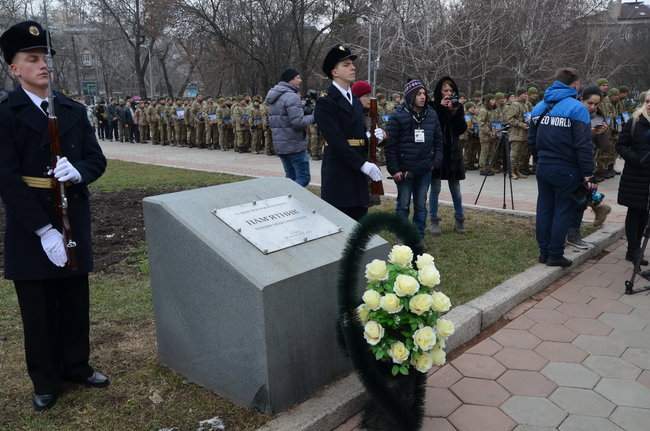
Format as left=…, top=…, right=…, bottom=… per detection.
left=625, top=208, right=650, bottom=295
left=475, top=127, right=515, bottom=210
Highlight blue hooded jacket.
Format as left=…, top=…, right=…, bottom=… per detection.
left=528, top=81, right=594, bottom=177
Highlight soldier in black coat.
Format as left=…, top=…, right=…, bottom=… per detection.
left=315, top=45, right=385, bottom=221
left=0, top=20, right=109, bottom=411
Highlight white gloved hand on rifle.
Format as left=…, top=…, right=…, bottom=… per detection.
left=365, top=128, right=385, bottom=144
left=53, top=156, right=82, bottom=184
left=36, top=225, right=68, bottom=267
left=361, top=161, right=383, bottom=182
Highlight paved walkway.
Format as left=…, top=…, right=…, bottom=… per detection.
left=97, top=139, right=627, bottom=224
left=336, top=239, right=650, bottom=431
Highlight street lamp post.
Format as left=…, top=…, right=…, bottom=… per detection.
left=143, top=45, right=154, bottom=98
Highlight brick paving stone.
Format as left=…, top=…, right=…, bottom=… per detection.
left=491, top=329, right=542, bottom=350
left=494, top=348, right=548, bottom=371
left=524, top=309, right=570, bottom=325
left=448, top=404, right=516, bottom=431
left=535, top=341, right=588, bottom=363
left=421, top=417, right=456, bottom=431
left=450, top=377, right=510, bottom=406
left=610, top=406, right=650, bottom=431
left=427, top=365, right=463, bottom=388
left=535, top=296, right=562, bottom=309
left=501, top=396, right=567, bottom=428
left=333, top=413, right=362, bottom=431
left=541, top=363, right=600, bottom=389
left=558, top=415, right=623, bottom=431
left=630, top=307, right=650, bottom=322
left=636, top=370, right=650, bottom=389
left=611, top=329, right=650, bottom=349
left=505, top=315, right=536, bottom=331
left=466, top=338, right=503, bottom=356
left=620, top=293, right=650, bottom=310
left=555, top=303, right=602, bottom=319
left=563, top=318, right=613, bottom=336
left=497, top=370, right=557, bottom=397
left=598, top=313, right=647, bottom=331
left=623, top=348, right=650, bottom=370
left=583, top=355, right=642, bottom=380
left=594, top=378, right=650, bottom=408
left=572, top=335, right=628, bottom=357
left=452, top=354, right=506, bottom=380
left=579, top=286, right=621, bottom=300
left=529, top=323, right=577, bottom=342
left=571, top=271, right=614, bottom=288
left=424, top=387, right=462, bottom=417
left=506, top=301, right=537, bottom=319
left=586, top=298, right=633, bottom=314
left=549, top=387, right=615, bottom=417
left=551, top=288, right=593, bottom=305
left=513, top=427, right=555, bottom=431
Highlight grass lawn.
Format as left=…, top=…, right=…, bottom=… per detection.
left=0, top=159, right=550, bottom=430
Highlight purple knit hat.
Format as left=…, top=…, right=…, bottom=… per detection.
left=404, top=79, right=426, bottom=107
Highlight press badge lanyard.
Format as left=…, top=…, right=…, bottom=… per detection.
left=411, top=110, right=426, bottom=143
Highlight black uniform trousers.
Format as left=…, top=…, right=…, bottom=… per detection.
left=625, top=207, right=650, bottom=258
left=14, top=274, right=93, bottom=394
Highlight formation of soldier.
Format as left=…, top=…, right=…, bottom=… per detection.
left=91, top=78, right=638, bottom=182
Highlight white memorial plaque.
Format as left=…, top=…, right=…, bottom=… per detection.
left=213, top=195, right=341, bottom=254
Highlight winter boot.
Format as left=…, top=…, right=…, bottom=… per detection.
left=592, top=204, right=611, bottom=228
left=430, top=218, right=442, bottom=236
left=454, top=218, right=465, bottom=234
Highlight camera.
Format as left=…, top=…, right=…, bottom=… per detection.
left=450, top=94, right=460, bottom=107
left=303, top=90, right=318, bottom=115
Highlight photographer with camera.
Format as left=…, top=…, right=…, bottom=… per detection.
left=385, top=79, right=443, bottom=238
left=529, top=68, right=594, bottom=267
left=429, top=76, right=468, bottom=235
left=617, top=90, right=650, bottom=266
left=264, top=68, right=314, bottom=187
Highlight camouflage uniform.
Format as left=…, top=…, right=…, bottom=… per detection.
left=261, top=103, right=273, bottom=155
left=232, top=100, right=250, bottom=152
left=249, top=100, right=265, bottom=153
left=136, top=103, right=148, bottom=143
left=184, top=101, right=194, bottom=147
left=219, top=102, right=234, bottom=150
left=204, top=100, right=217, bottom=149
left=462, top=102, right=481, bottom=170
left=477, top=94, right=499, bottom=173
left=147, top=102, right=160, bottom=145
left=504, top=93, right=530, bottom=179
left=192, top=100, right=205, bottom=148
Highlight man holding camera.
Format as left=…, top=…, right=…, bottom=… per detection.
left=264, top=68, right=314, bottom=187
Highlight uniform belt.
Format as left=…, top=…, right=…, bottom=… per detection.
left=22, top=176, right=69, bottom=189
left=324, top=139, right=366, bottom=147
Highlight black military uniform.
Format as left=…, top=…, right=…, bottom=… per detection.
left=0, top=20, right=108, bottom=411
left=315, top=46, right=370, bottom=220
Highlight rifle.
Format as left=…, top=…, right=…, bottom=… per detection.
left=44, top=1, right=78, bottom=270
left=368, top=98, right=384, bottom=197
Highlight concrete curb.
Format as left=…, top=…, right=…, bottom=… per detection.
left=256, top=222, right=625, bottom=431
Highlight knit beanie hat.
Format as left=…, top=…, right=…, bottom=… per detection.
left=404, top=79, right=426, bottom=107
left=351, top=80, right=372, bottom=98
left=280, top=68, right=300, bottom=83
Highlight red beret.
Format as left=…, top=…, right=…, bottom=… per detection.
left=351, top=81, right=372, bottom=98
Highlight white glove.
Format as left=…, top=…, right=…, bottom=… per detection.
left=361, top=161, right=382, bottom=182
left=53, top=156, right=82, bottom=184
left=374, top=128, right=385, bottom=143
left=38, top=228, right=68, bottom=267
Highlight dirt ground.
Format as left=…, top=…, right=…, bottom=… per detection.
left=0, top=189, right=160, bottom=275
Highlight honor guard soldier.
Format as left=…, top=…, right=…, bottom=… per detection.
left=0, top=20, right=109, bottom=411
left=314, top=45, right=385, bottom=221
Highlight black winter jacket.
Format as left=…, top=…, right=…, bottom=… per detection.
left=431, top=76, right=468, bottom=181
left=617, top=115, right=650, bottom=209
left=384, top=104, right=443, bottom=176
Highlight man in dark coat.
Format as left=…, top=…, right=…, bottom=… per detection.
left=616, top=92, right=650, bottom=265
left=314, top=45, right=385, bottom=221
left=429, top=76, right=468, bottom=234
left=0, top=20, right=109, bottom=411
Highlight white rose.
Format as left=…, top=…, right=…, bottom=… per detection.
left=357, top=304, right=370, bottom=323
left=437, top=337, right=447, bottom=350
left=436, top=318, right=455, bottom=338
left=388, top=341, right=410, bottom=364
left=413, top=326, right=437, bottom=351
left=363, top=321, right=384, bottom=346
left=430, top=346, right=447, bottom=366
left=393, top=274, right=420, bottom=297
left=365, top=259, right=388, bottom=282
left=418, top=265, right=441, bottom=288
left=362, top=290, right=381, bottom=311
left=380, top=293, right=403, bottom=314
left=388, top=245, right=413, bottom=268
left=411, top=352, right=434, bottom=373
left=415, top=253, right=435, bottom=270
left=409, top=294, right=433, bottom=316
left=431, top=291, right=452, bottom=312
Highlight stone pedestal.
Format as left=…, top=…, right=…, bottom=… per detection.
left=143, top=177, right=388, bottom=413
